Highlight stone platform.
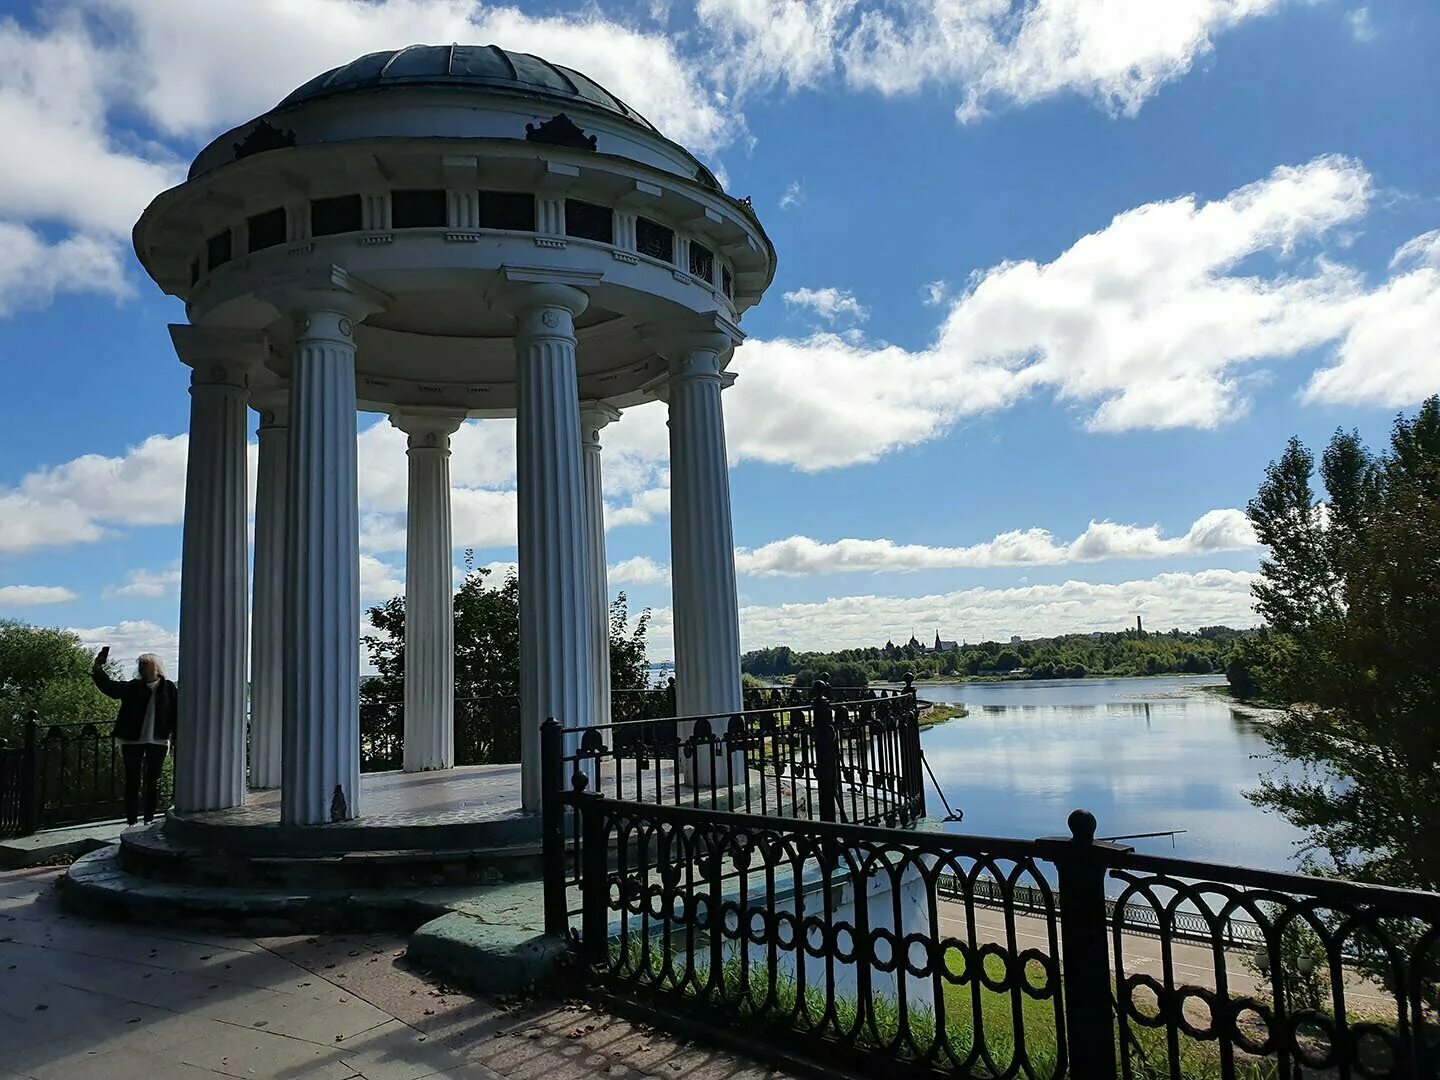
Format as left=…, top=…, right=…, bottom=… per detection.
left=59, top=766, right=556, bottom=935
left=168, top=763, right=542, bottom=851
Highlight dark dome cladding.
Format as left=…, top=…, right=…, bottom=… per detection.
left=274, top=44, right=659, bottom=133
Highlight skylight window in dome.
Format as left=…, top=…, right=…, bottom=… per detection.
left=247, top=207, right=286, bottom=253
left=689, top=240, right=714, bottom=284
left=206, top=229, right=232, bottom=272
left=311, top=195, right=362, bottom=237
left=391, top=190, right=447, bottom=229
left=565, top=199, right=613, bottom=244
left=636, top=218, right=674, bottom=263
left=479, top=191, right=535, bottom=231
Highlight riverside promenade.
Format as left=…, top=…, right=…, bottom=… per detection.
left=0, top=864, right=786, bottom=1080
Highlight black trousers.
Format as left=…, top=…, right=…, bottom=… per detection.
left=121, top=743, right=168, bottom=824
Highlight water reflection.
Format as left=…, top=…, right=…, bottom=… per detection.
left=913, top=675, right=1307, bottom=871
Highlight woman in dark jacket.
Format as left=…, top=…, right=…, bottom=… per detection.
left=92, top=649, right=178, bottom=825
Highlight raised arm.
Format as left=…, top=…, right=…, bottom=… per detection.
left=91, top=655, right=126, bottom=700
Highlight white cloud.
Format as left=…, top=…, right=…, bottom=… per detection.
left=696, top=0, right=1284, bottom=122
left=67, top=619, right=179, bottom=676
left=779, top=180, right=804, bottom=210
left=733, top=569, right=1260, bottom=653
left=608, top=556, right=670, bottom=585
left=782, top=286, right=870, bottom=323
left=359, top=554, right=406, bottom=602
left=0, top=222, right=132, bottom=317
left=106, top=564, right=181, bottom=599
left=634, top=568, right=1261, bottom=658
left=0, top=13, right=182, bottom=237
left=1302, top=232, right=1440, bottom=407
left=921, top=280, right=951, bottom=307
left=0, top=433, right=188, bottom=553
left=0, top=585, right=79, bottom=606
left=734, top=508, right=1257, bottom=576
left=1346, top=7, right=1376, bottom=43
left=717, top=155, right=1440, bottom=470
left=79, top=0, right=739, bottom=155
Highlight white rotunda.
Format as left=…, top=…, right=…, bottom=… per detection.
left=133, top=44, right=776, bottom=826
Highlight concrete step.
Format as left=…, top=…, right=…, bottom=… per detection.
left=117, top=822, right=543, bottom=890
left=0, top=819, right=132, bottom=869
left=61, top=847, right=569, bottom=993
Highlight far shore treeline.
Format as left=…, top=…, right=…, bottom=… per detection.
left=741, top=626, right=1250, bottom=688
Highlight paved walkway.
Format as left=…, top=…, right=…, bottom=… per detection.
left=0, top=866, right=788, bottom=1080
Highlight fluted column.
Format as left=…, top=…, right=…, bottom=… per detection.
left=510, top=280, right=594, bottom=812
left=580, top=403, right=621, bottom=730
left=171, top=328, right=258, bottom=813
left=663, top=338, right=743, bottom=720
left=391, top=411, right=465, bottom=772
left=275, top=274, right=386, bottom=824
left=248, top=388, right=288, bottom=789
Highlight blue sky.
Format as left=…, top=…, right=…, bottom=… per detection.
left=1, top=0, right=1437, bottom=667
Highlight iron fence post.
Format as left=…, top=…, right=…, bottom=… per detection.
left=579, top=792, right=609, bottom=966
left=540, top=717, right=568, bottom=938
left=19, top=713, right=38, bottom=836
left=1039, top=809, right=1131, bottom=1080
left=901, top=672, right=925, bottom=818
left=813, top=679, right=837, bottom=823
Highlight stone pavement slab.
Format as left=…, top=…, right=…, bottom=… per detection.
left=0, top=820, right=129, bottom=870
left=0, top=865, right=791, bottom=1080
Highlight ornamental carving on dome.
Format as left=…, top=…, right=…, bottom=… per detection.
left=525, top=112, right=597, bottom=152
left=233, top=120, right=297, bottom=161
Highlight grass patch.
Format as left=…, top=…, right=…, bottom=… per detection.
left=918, top=704, right=967, bottom=730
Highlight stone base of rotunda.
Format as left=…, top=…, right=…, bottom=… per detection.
left=57, top=766, right=556, bottom=953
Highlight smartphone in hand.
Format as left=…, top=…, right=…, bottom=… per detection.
left=97, top=646, right=111, bottom=667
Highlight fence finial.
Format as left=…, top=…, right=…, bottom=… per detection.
left=1067, top=808, right=1097, bottom=843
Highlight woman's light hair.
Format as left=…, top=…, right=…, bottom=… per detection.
left=136, top=653, right=166, bottom=679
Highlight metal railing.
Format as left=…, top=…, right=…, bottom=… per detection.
left=540, top=681, right=926, bottom=931
left=548, top=767, right=1440, bottom=1078
left=359, top=694, right=527, bottom=772
left=0, top=713, right=177, bottom=834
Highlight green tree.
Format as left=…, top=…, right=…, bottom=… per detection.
left=0, top=620, right=116, bottom=738
left=361, top=553, right=651, bottom=704
left=1245, top=398, right=1440, bottom=890
left=607, top=592, right=652, bottom=691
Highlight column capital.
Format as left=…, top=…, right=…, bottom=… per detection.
left=390, top=409, right=466, bottom=452
left=261, top=265, right=391, bottom=344
left=491, top=267, right=599, bottom=334
left=644, top=366, right=737, bottom=404
left=493, top=266, right=602, bottom=306
left=170, top=325, right=267, bottom=389
left=249, top=384, right=290, bottom=429
left=578, top=402, right=622, bottom=450
left=638, top=311, right=745, bottom=366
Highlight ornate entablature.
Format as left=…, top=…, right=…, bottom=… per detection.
left=233, top=120, right=296, bottom=161
left=525, top=113, right=597, bottom=151
left=132, top=43, right=776, bottom=419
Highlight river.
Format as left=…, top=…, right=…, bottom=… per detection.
left=911, top=675, right=1309, bottom=872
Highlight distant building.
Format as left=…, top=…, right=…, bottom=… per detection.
left=898, top=632, right=960, bottom=654
left=1010, top=635, right=1023, bottom=646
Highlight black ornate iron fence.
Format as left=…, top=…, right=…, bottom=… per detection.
left=938, top=874, right=1267, bottom=951
left=1107, top=852, right=1440, bottom=1080
left=359, top=694, right=525, bottom=772
left=546, top=773, right=1440, bottom=1080
left=611, top=686, right=676, bottom=726
left=0, top=714, right=177, bottom=835
left=548, top=683, right=924, bottom=840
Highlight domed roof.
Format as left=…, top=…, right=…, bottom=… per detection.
left=274, top=44, right=658, bottom=134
